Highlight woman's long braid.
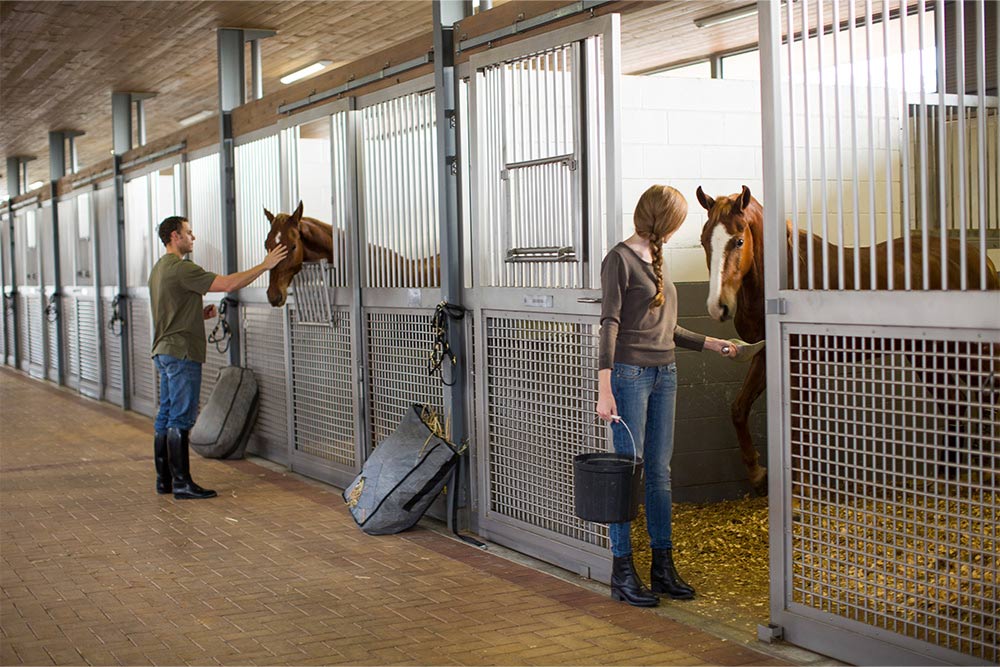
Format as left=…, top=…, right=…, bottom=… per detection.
left=648, top=235, right=666, bottom=309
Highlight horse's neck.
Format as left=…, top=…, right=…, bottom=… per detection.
left=300, top=217, right=334, bottom=260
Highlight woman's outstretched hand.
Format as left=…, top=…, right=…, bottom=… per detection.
left=706, top=337, right=739, bottom=359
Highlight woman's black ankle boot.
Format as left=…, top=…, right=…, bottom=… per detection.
left=650, top=548, right=695, bottom=599
left=610, top=555, right=659, bottom=607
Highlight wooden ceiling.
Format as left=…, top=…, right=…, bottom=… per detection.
left=1, top=0, right=771, bottom=198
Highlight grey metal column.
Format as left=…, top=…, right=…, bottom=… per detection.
left=48, top=131, right=67, bottom=384
left=218, top=28, right=245, bottom=367
left=5, top=157, right=25, bottom=367
left=112, top=92, right=132, bottom=409
left=433, top=0, right=471, bottom=534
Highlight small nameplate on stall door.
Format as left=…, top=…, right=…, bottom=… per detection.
left=523, top=294, right=554, bottom=309
left=407, top=288, right=421, bottom=307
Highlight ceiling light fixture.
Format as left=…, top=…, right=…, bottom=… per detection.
left=694, top=3, right=759, bottom=28
left=280, top=60, right=332, bottom=85
left=29, top=181, right=44, bottom=190
left=178, top=110, right=215, bottom=127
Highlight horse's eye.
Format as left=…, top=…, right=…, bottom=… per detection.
left=735, top=238, right=745, bottom=248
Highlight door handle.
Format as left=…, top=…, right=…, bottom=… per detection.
left=577, top=297, right=601, bottom=304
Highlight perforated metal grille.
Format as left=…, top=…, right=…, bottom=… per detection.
left=289, top=306, right=356, bottom=466
left=25, top=294, right=43, bottom=368
left=47, top=300, right=60, bottom=380
left=6, top=298, right=16, bottom=363
left=102, top=297, right=123, bottom=402
left=360, top=91, right=440, bottom=289
left=290, top=262, right=331, bottom=324
left=77, top=298, right=99, bottom=386
left=787, top=328, right=998, bottom=662
left=241, top=305, right=288, bottom=461
left=365, top=309, right=443, bottom=447
left=235, top=136, right=281, bottom=287
left=484, top=316, right=608, bottom=546
left=59, top=296, right=80, bottom=387
left=128, top=298, right=157, bottom=411
left=188, top=153, right=225, bottom=276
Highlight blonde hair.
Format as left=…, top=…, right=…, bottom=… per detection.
left=633, top=185, right=688, bottom=309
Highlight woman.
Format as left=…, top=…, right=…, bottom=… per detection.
left=596, top=184, right=737, bottom=607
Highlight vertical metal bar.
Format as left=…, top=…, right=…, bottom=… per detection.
left=849, top=0, right=862, bottom=288
left=817, top=0, right=828, bottom=290
left=832, top=0, right=845, bottom=290
left=218, top=28, right=244, bottom=365
left=801, top=0, right=814, bottom=289
left=954, top=0, right=967, bottom=290
left=918, top=0, right=930, bottom=289
left=403, top=96, right=415, bottom=288
left=135, top=99, right=146, bottom=147
left=900, top=7, right=912, bottom=290
left=787, top=0, right=800, bottom=290
left=975, top=0, right=988, bottom=290
left=865, top=0, right=877, bottom=288
left=935, top=0, right=947, bottom=290
left=882, top=0, right=894, bottom=290
left=250, top=39, right=263, bottom=101
left=758, top=0, right=787, bottom=628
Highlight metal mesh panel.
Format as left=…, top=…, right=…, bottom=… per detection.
left=77, top=298, right=99, bottom=386
left=6, top=297, right=15, bottom=364
left=46, top=298, right=59, bottom=380
left=484, top=316, right=608, bottom=546
left=102, top=297, right=123, bottom=403
left=124, top=176, right=152, bottom=287
left=365, top=309, right=443, bottom=447
left=235, top=135, right=281, bottom=287
left=240, top=305, right=288, bottom=462
left=95, top=186, right=118, bottom=286
left=787, top=328, right=998, bottom=662
left=188, top=152, right=225, bottom=276
left=361, top=91, right=440, bottom=288
left=128, top=298, right=157, bottom=413
left=26, top=294, right=43, bottom=368
left=289, top=306, right=356, bottom=466
left=63, top=296, right=79, bottom=384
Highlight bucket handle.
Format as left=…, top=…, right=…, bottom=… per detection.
left=610, top=415, right=640, bottom=469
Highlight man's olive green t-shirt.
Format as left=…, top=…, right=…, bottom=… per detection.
left=148, top=254, right=218, bottom=363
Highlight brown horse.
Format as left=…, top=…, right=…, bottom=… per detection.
left=264, top=202, right=442, bottom=307
left=696, top=185, right=999, bottom=493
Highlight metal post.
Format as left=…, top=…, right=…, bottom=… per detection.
left=135, top=98, right=146, bottom=147
left=434, top=0, right=469, bottom=534
left=112, top=94, right=132, bottom=409
left=5, top=157, right=26, bottom=368
left=218, top=28, right=245, bottom=367
left=250, top=39, right=263, bottom=101
left=48, top=131, right=67, bottom=385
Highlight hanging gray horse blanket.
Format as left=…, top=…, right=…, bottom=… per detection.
left=190, top=366, right=259, bottom=460
left=343, top=404, right=458, bottom=535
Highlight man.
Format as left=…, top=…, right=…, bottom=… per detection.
left=149, top=216, right=287, bottom=499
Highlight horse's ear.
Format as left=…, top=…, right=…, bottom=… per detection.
left=739, top=185, right=752, bottom=211
left=264, top=208, right=275, bottom=223
left=291, top=201, right=304, bottom=225
left=696, top=186, right=714, bottom=211
left=784, top=218, right=795, bottom=241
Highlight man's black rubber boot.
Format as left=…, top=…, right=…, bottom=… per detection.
left=610, top=555, right=659, bottom=607
left=651, top=548, right=695, bottom=600
left=167, top=427, right=217, bottom=500
left=154, top=431, right=171, bottom=494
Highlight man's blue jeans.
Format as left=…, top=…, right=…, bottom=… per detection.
left=153, top=354, right=203, bottom=433
left=608, top=362, right=678, bottom=558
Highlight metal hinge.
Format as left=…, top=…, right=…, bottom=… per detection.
left=446, top=155, right=458, bottom=176
left=765, top=298, right=787, bottom=315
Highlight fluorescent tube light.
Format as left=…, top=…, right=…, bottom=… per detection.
left=694, top=4, right=758, bottom=28
left=29, top=181, right=44, bottom=190
left=280, top=60, right=332, bottom=85
left=178, top=110, right=215, bottom=127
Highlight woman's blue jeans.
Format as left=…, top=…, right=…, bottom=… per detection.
left=153, top=354, right=203, bottom=433
left=608, top=362, right=677, bottom=557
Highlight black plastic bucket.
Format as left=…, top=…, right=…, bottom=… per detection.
left=573, top=452, right=643, bottom=523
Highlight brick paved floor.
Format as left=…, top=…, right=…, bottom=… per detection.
left=1, top=367, right=792, bottom=666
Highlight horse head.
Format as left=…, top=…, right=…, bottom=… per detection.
left=264, top=201, right=306, bottom=307
left=696, top=185, right=762, bottom=322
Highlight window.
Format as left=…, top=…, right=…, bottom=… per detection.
left=721, top=50, right=760, bottom=81
left=652, top=60, right=711, bottom=79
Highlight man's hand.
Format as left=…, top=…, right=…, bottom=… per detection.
left=261, top=244, right=289, bottom=271
left=203, top=304, right=217, bottom=320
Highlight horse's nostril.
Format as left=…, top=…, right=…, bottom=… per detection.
left=721, top=305, right=730, bottom=320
